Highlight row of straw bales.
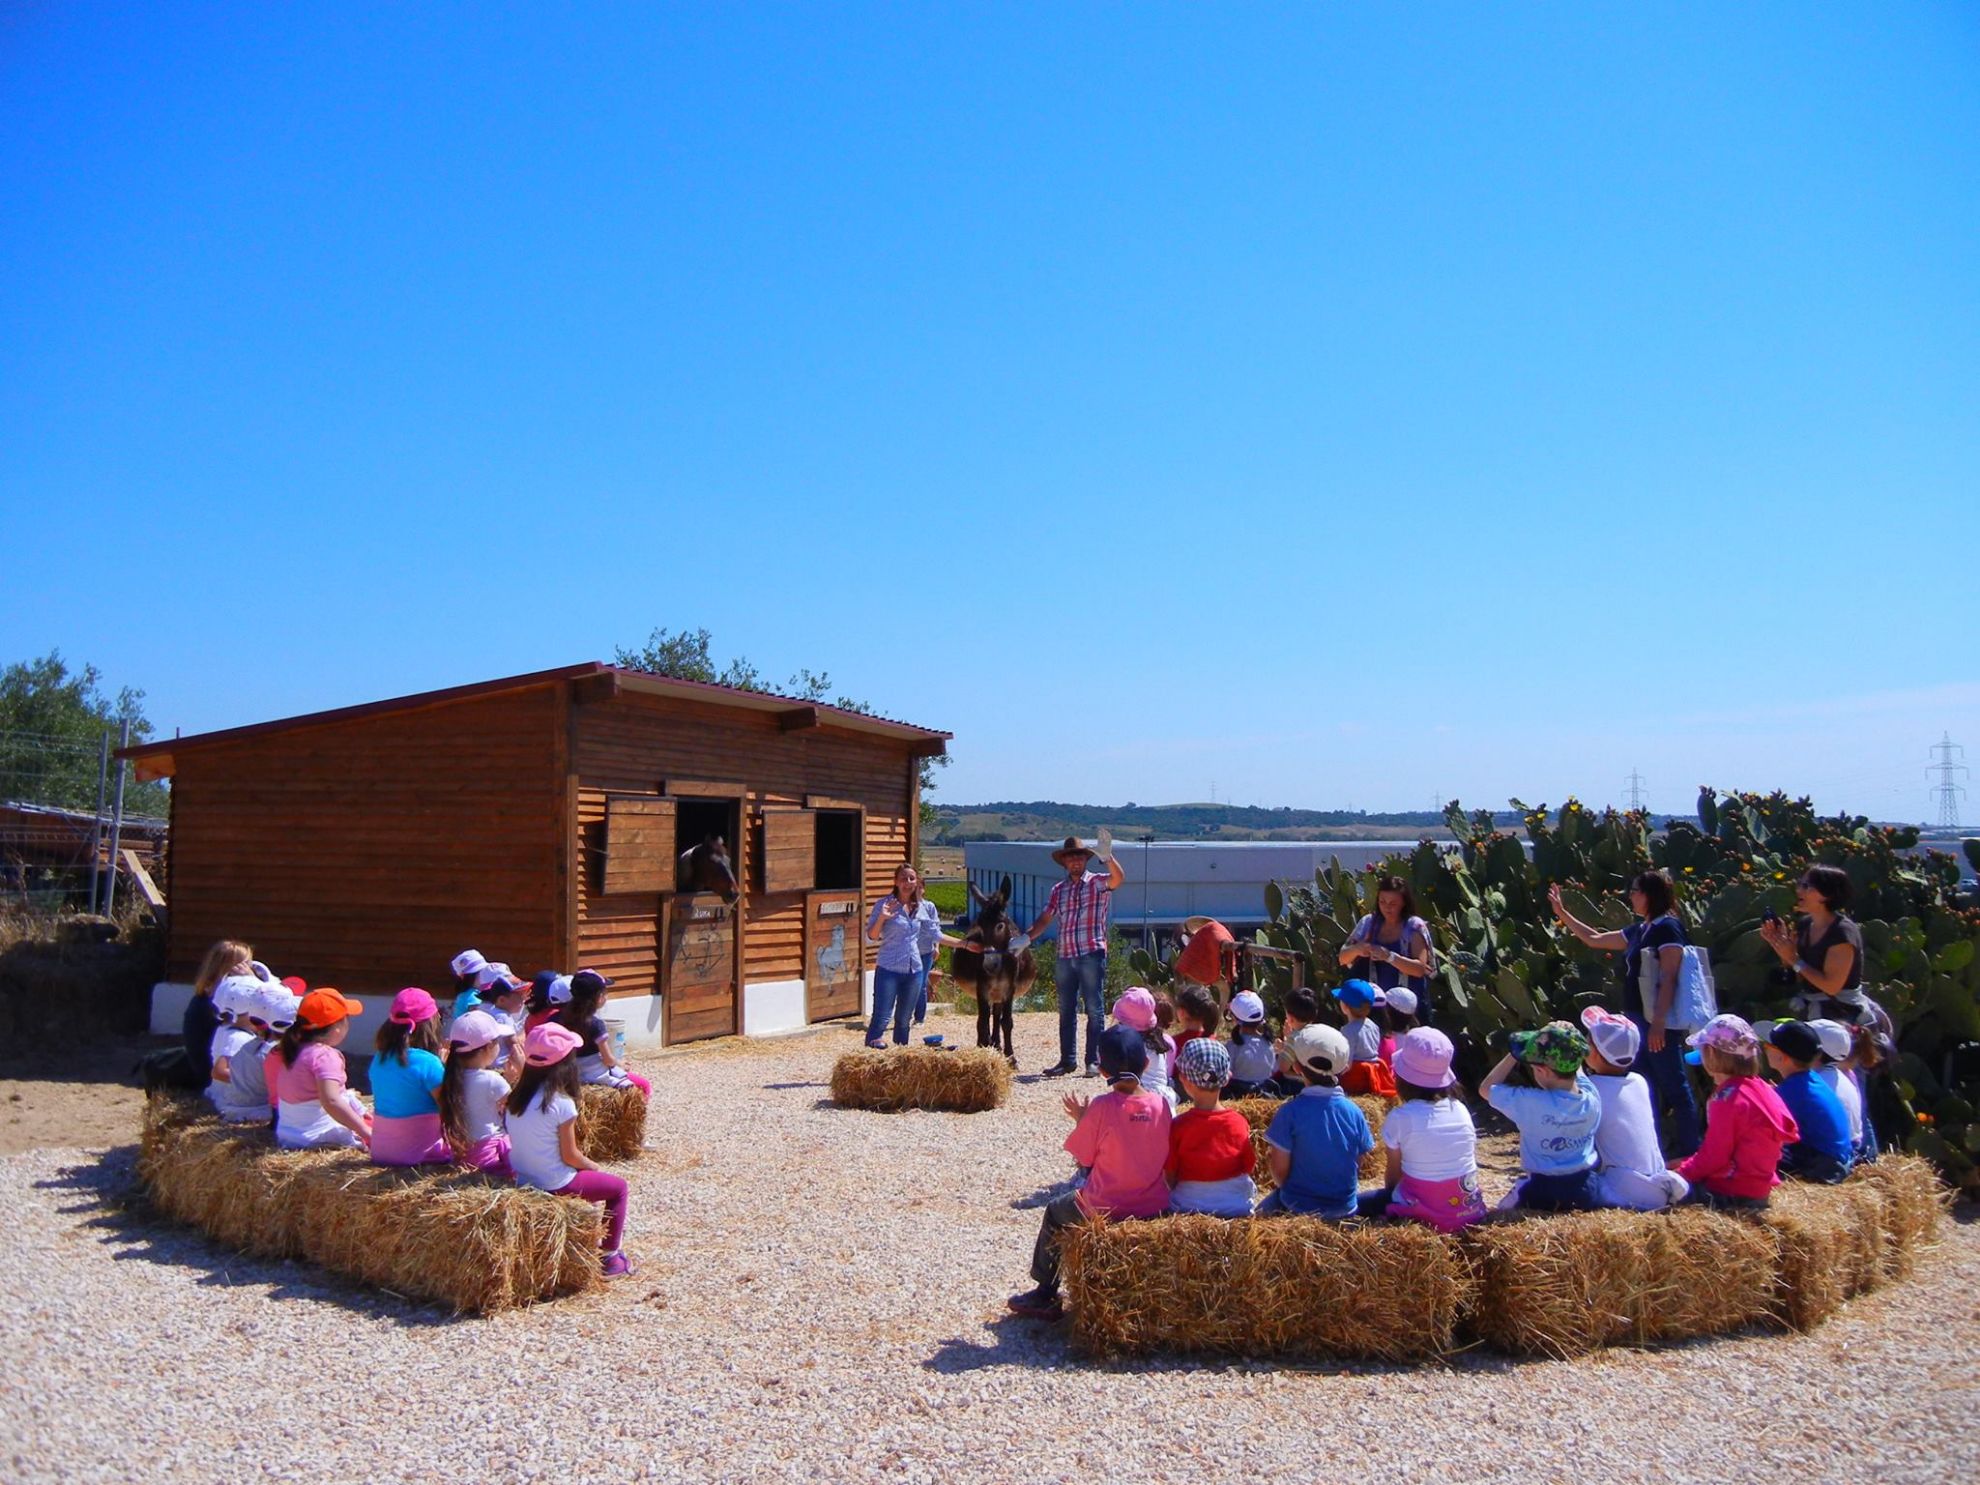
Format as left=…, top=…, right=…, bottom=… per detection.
left=830, top=1047, right=1014, bottom=1112
left=136, top=1090, right=648, bottom=1314
left=1060, top=1155, right=1949, bottom=1362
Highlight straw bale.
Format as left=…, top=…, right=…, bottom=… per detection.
left=576, top=1083, right=648, bottom=1162
left=829, top=1047, right=1013, bottom=1113
left=1847, top=1154, right=1948, bottom=1280
left=1461, top=1208, right=1777, bottom=1359
left=1060, top=1213, right=1473, bottom=1363
left=1760, top=1178, right=1889, bottom=1331
left=1230, top=1094, right=1392, bottom=1190
left=138, top=1096, right=601, bottom=1314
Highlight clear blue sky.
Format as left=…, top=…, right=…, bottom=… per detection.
left=4, top=6, right=1976, bottom=821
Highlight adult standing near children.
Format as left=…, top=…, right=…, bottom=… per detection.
left=1549, top=871, right=1701, bottom=1157
left=1761, top=864, right=1871, bottom=1025
left=1027, top=835, right=1127, bottom=1078
left=865, top=863, right=971, bottom=1048
left=1339, top=875, right=1437, bottom=1022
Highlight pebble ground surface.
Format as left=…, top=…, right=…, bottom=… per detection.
left=2, top=1011, right=1977, bottom=1485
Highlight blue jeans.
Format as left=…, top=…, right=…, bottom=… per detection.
left=1057, top=950, right=1107, bottom=1067
left=1629, top=1012, right=1702, bottom=1158
left=912, top=962, right=932, bottom=1023
left=867, top=966, right=919, bottom=1046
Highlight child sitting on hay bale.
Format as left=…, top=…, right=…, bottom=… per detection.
left=1172, top=985, right=1221, bottom=1077
left=1805, top=1018, right=1869, bottom=1160
left=1333, top=981, right=1398, bottom=1099
left=448, top=948, right=489, bottom=1020
left=1264, top=987, right=1321, bottom=1097
left=213, top=981, right=295, bottom=1125
left=1482, top=1021, right=1603, bottom=1213
left=1579, top=1007, right=1688, bottom=1211
left=1355, top=1027, right=1485, bottom=1231
left=1373, top=986, right=1420, bottom=1069
left=556, top=970, right=651, bottom=1100
left=1165, top=1038, right=1255, bottom=1216
left=438, top=1009, right=515, bottom=1176
left=1675, top=1015, right=1799, bottom=1211
left=1113, top=989, right=1176, bottom=1104
left=507, top=1024, right=638, bottom=1279
left=1223, top=991, right=1278, bottom=1099
left=206, top=977, right=272, bottom=1123
left=370, top=988, right=453, bottom=1167
left=1758, top=1020, right=1855, bottom=1185
left=271, top=989, right=373, bottom=1150
left=1009, top=1025, right=1171, bottom=1321
left=1257, top=1024, right=1373, bottom=1217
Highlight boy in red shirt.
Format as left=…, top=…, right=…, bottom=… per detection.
left=1010, top=1025, right=1172, bottom=1320
left=1167, top=1036, right=1257, bottom=1215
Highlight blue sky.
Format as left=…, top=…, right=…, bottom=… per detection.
left=4, top=5, right=1976, bottom=821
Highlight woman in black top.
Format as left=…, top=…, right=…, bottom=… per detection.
left=1762, top=864, right=1870, bottom=1024
left=1549, top=870, right=1701, bottom=1156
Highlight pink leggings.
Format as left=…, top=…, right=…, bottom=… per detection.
left=553, top=1169, right=629, bottom=1252
left=622, top=1071, right=651, bottom=1100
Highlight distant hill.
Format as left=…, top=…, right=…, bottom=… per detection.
left=929, top=800, right=1527, bottom=844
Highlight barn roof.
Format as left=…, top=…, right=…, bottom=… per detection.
left=118, top=662, right=950, bottom=779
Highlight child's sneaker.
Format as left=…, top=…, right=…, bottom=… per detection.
left=1006, top=1286, right=1064, bottom=1320
left=601, top=1250, right=638, bottom=1280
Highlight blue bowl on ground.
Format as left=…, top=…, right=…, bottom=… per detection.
left=923, top=1035, right=945, bottom=1047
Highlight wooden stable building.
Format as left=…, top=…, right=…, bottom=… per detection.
left=124, top=663, right=950, bottom=1046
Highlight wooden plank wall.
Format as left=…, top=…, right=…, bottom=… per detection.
left=573, top=691, right=916, bottom=994
left=165, top=686, right=563, bottom=991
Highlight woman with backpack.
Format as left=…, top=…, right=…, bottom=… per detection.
left=1549, top=870, right=1701, bottom=1157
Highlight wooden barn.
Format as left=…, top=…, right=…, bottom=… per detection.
left=123, top=663, right=950, bottom=1047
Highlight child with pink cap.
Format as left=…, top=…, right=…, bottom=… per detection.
left=1112, top=988, right=1176, bottom=1103
left=1358, top=1027, right=1486, bottom=1231
left=1579, top=1007, right=1688, bottom=1210
left=507, top=1023, right=637, bottom=1278
left=369, top=988, right=453, bottom=1166
left=1672, top=1014, right=1799, bottom=1211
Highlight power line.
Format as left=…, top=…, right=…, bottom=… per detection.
left=1624, top=768, right=1646, bottom=811
left=1928, top=732, right=1967, bottom=829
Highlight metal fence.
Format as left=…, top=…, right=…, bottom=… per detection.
left=0, top=724, right=166, bottom=915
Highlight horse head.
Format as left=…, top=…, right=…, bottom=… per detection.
left=680, top=834, right=740, bottom=903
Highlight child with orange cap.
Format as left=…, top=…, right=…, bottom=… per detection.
left=271, top=988, right=372, bottom=1149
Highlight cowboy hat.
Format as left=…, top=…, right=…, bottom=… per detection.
left=1051, top=836, right=1096, bottom=866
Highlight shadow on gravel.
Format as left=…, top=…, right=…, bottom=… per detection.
left=921, top=1313, right=1070, bottom=1372
left=31, top=1146, right=467, bottom=1329
left=1009, top=1180, right=1078, bottom=1210
left=761, top=1081, right=828, bottom=1091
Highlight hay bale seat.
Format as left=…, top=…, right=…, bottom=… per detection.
left=1060, top=1156, right=1946, bottom=1363
left=830, top=1047, right=1013, bottom=1113
left=137, top=1096, right=604, bottom=1314
left=1230, top=1094, right=1394, bottom=1190
left=575, top=1083, right=648, bottom=1161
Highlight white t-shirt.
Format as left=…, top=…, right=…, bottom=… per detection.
left=482, top=1006, right=518, bottom=1071
left=1816, top=1065, right=1864, bottom=1144
left=1380, top=1096, right=1478, bottom=1181
left=206, top=1026, right=263, bottom=1116
left=1586, top=1071, right=1667, bottom=1179
left=459, top=1067, right=509, bottom=1144
left=506, top=1090, right=578, bottom=1191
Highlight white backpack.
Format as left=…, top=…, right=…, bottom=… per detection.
left=1639, top=944, right=1718, bottom=1032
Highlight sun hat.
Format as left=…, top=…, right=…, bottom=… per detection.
left=523, top=1022, right=584, bottom=1066
left=213, top=975, right=261, bottom=1019
left=1685, top=1013, right=1758, bottom=1053
left=1763, top=1019, right=1823, bottom=1063
left=1509, top=1021, right=1590, bottom=1078
left=1050, top=836, right=1096, bottom=866
left=448, top=1009, right=508, bottom=1053
left=1175, top=1036, right=1232, bottom=1090
left=258, top=985, right=301, bottom=1029
left=296, top=987, right=363, bottom=1029
left=1284, top=1023, right=1352, bottom=1079
left=451, top=949, right=489, bottom=980
left=1229, top=990, right=1267, bottom=1025
left=1805, top=1018, right=1855, bottom=1063
left=248, top=960, right=275, bottom=983
left=1332, top=979, right=1377, bottom=1010
left=546, top=974, right=576, bottom=1006
left=476, top=961, right=522, bottom=992
left=1390, top=1027, right=1458, bottom=1089
left=1112, top=988, right=1158, bottom=1032
left=1383, top=986, right=1419, bottom=1017
left=1579, top=1006, right=1641, bottom=1068
left=1095, top=1023, right=1150, bottom=1080
left=388, top=987, right=439, bottom=1026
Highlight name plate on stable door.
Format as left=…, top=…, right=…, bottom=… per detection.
left=818, top=901, right=856, bottom=917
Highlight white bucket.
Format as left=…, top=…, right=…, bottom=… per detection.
left=602, top=1016, right=628, bottom=1063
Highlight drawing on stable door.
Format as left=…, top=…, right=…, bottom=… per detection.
left=664, top=792, right=742, bottom=1043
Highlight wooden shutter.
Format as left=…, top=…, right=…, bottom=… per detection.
left=758, top=809, right=816, bottom=894
left=601, top=796, right=676, bottom=895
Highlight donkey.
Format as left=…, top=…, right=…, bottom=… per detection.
left=947, top=874, right=1035, bottom=1065
left=678, top=835, right=740, bottom=902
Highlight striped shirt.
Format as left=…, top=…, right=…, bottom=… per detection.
left=1047, top=870, right=1113, bottom=957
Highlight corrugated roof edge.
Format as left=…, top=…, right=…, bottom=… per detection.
left=118, top=661, right=950, bottom=763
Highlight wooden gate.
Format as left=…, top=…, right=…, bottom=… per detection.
left=663, top=893, right=739, bottom=1043
left=805, top=890, right=863, bottom=1022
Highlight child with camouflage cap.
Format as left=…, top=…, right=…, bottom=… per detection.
left=1479, top=1020, right=1604, bottom=1212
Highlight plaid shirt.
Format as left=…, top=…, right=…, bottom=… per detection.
left=1047, top=870, right=1113, bottom=957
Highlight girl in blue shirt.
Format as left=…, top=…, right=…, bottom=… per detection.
left=864, top=863, right=969, bottom=1048
left=370, top=987, right=452, bottom=1166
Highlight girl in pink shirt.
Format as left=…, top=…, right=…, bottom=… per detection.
left=1008, top=1025, right=1171, bottom=1321
left=271, top=989, right=373, bottom=1150
left=1674, top=1015, right=1799, bottom=1209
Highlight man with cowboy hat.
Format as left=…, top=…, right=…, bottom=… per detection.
left=1024, top=835, right=1128, bottom=1077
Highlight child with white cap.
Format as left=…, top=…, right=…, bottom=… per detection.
left=1579, top=1007, right=1688, bottom=1210
left=1360, top=1027, right=1486, bottom=1231
left=448, top=949, right=490, bottom=1021
left=1374, top=985, right=1420, bottom=1068
left=437, top=1010, right=514, bottom=1176
left=220, top=982, right=299, bottom=1125
left=1805, top=1018, right=1867, bottom=1157
left=205, top=976, right=268, bottom=1121
left=1258, top=1024, right=1374, bottom=1217
left=1223, top=990, right=1278, bottom=1098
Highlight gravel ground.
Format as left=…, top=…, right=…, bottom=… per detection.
left=2, top=1010, right=1976, bottom=1485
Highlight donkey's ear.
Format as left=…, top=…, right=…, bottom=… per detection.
left=998, top=875, right=1013, bottom=900
left=967, top=881, right=989, bottom=906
